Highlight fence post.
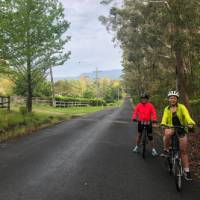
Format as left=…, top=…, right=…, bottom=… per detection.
left=8, top=96, right=10, bottom=111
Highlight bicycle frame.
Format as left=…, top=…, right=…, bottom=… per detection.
left=165, top=125, right=189, bottom=192
left=140, top=121, right=151, bottom=159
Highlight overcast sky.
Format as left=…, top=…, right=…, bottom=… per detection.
left=52, top=0, right=122, bottom=78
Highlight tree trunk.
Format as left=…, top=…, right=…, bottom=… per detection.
left=175, top=47, right=190, bottom=110
left=27, top=57, right=32, bottom=112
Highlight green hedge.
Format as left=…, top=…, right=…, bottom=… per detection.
left=55, top=96, right=106, bottom=106
left=89, top=98, right=106, bottom=106
left=55, top=96, right=89, bottom=103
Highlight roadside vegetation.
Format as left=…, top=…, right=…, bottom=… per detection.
left=0, top=71, right=123, bottom=142
left=0, top=103, right=119, bottom=142
left=0, top=0, right=123, bottom=142
left=100, top=0, right=200, bottom=119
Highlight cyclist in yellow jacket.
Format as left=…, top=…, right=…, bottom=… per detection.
left=161, top=90, right=195, bottom=181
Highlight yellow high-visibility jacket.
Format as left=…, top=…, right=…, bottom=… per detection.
left=161, top=103, right=195, bottom=129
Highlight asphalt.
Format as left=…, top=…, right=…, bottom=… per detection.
left=0, top=99, right=200, bottom=200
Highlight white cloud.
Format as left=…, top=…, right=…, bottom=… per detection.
left=54, top=0, right=122, bottom=77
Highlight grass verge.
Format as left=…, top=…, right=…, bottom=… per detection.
left=0, top=104, right=116, bottom=142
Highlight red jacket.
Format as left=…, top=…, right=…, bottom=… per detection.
left=132, top=102, right=157, bottom=121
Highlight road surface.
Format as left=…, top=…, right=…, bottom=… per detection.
left=0, top=99, right=200, bottom=200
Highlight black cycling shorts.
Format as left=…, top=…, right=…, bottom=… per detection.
left=138, top=122, right=153, bottom=141
left=175, top=127, right=187, bottom=138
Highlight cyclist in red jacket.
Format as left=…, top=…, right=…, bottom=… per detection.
left=132, top=92, right=158, bottom=156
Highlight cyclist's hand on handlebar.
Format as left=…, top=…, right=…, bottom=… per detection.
left=132, top=119, right=137, bottom=122
left=188, top=124, right=195, bottom=132
left=152, top=120, right=159, bottom=127
left=160, top=124, right=170, bottom=129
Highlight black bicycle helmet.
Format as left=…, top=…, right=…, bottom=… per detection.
left=140, top=92, right=149, bottom=99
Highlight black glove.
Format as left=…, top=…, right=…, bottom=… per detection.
left=132, top=119, right=137, bottom=122
left=188, top=126, right=195, bottom=132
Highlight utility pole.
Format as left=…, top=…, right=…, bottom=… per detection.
left=95, top=67, right=99, bottom=106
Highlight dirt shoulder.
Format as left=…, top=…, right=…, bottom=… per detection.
left=189, top=128, right=200, bottom=179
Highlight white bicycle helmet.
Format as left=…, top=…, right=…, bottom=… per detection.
left=168, top=90, right=179, bottom=98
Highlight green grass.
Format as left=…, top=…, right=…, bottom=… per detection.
left=0, top=104, right=118, bottom=142
left=0, top=109, right=62, bottom=132
left=32, top=104, right=109, bottom=116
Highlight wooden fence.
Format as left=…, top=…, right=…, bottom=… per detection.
left=0, top=96, right=10, bottom=111
left=11, top=96, right=90, bottom=108
left=11, top=96, right=51, bottom=105
left=55, top=101, right=89, bottom=107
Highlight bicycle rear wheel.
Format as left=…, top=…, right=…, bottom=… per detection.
left=174, top=159, right=182, bottom=192
left=142, top=129, right=147, bottom=159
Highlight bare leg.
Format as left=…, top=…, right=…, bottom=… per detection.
left=179, top=136, right=189, bottom=169
left=136, top=133, right=142, bottom=146
left=149, top=140, right=155, bottom=149
left=163, top=129, right=174, bottom=151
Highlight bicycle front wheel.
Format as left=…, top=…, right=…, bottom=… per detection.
left=167, top=154, right=173, bottom=174
left=142, top=129, right=147, bottom=159
left=174, top=159, right=182, bottom=192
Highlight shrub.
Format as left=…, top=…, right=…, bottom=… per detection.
left=55, top=95, right=107, bottom=106
left=19, top=106, right=28, bottom=115
left=89, top=98, right=106, bottom=106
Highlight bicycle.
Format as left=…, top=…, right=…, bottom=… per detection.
left=161, top=125, right=192, bottom=192
left=134, top=120, right=152, bottom=159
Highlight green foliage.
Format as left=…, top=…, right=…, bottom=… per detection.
left=55, top=96, right=89, bottom=103
left=0, top=0, right=71, bottom=112
left=0, top=104, right=114, bottom=139
left=0, top=109, right=59, bottom=135
left=0, top=77, right=13, bottom=95
left=104, top=88, right=115, bottom=103
left=89, top=98, right=106, bottom=106
left=54, top=80, right=86, bottom=97
left=55, top=95, right=107, bottom=106
left=19, top=106, right=28, bottom=116
left=54, top=78, right=123, bottom=104
left=33, top=81, right=52, bottom=97
left=13, top=76, right=51, bottom=97
left=83, top=90, right=95, bottom=98
left=190, top=99, right=200, bottom=119
left=100, top=0, right=200, bottom=114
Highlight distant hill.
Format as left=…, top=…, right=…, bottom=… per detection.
left=53, top=69, right=122, bottom=81
left=79, top=69, right=122, bottom=80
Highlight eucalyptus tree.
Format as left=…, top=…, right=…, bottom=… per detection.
left=100, top=0, right=200, bottom=109
left=100, top=0, right=173, bottom=98
left=0, top=0, right=70, bottom=112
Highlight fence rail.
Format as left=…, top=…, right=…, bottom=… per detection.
left=55, top=101, right=89, bottom=107
left=11, top=96, right=90, bottom=108
left=0, top=96, right=10, bottom=111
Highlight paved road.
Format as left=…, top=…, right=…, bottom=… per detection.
left=0, top=99, right=200, bottom=200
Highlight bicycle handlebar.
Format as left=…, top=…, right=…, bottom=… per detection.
left=133, top=120, right=158, bottom=125
left=160, top=124, right=194, bottom=129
